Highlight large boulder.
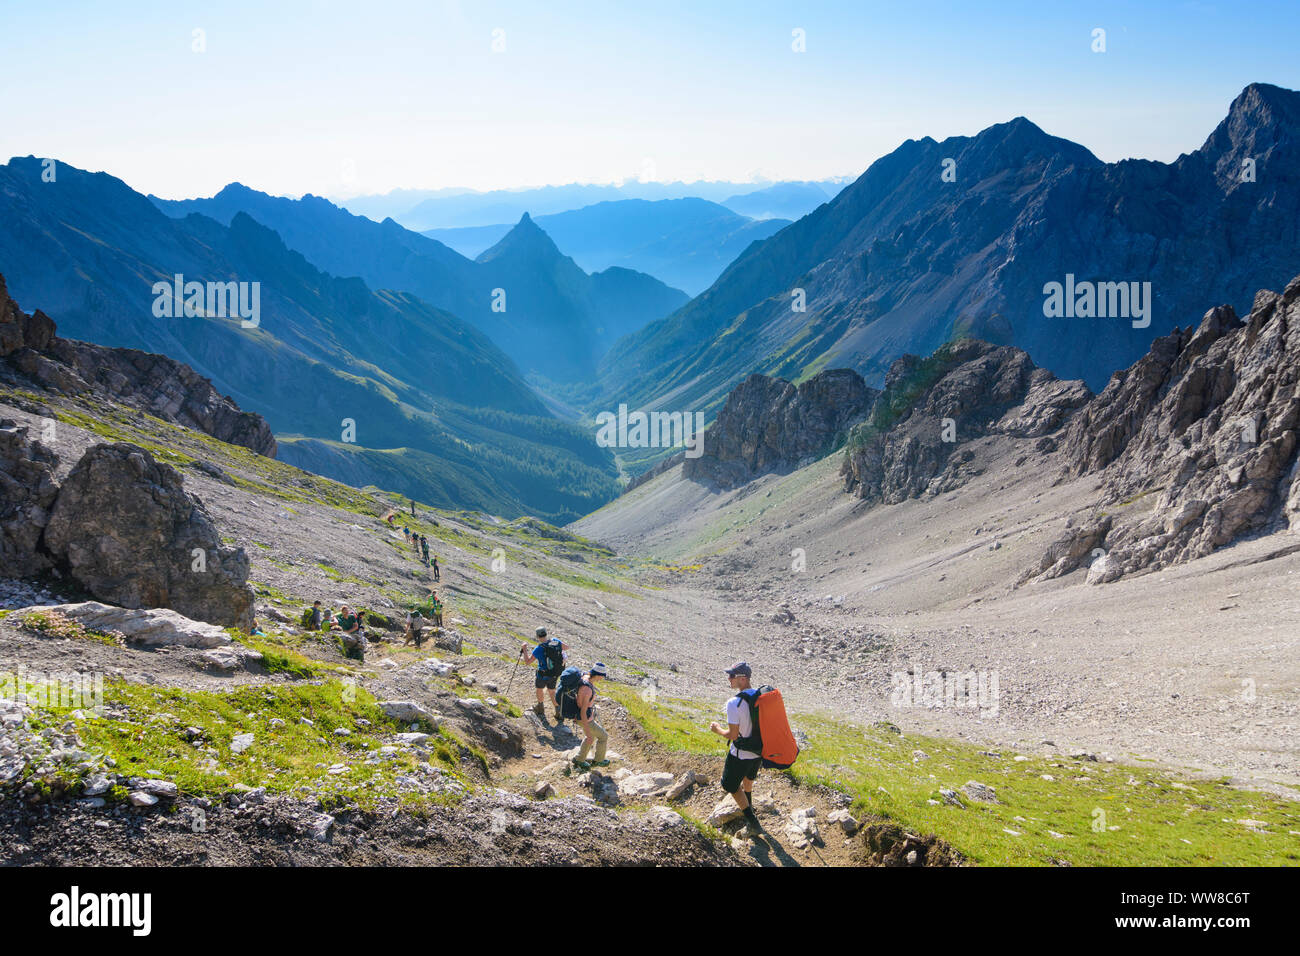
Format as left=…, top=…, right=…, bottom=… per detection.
left=19, top=602, right=232, bottom=648
left=42, top=443, right=254, bottom=628
left=0, top=419, right=60, bottom=576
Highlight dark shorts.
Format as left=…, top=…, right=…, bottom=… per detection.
left=535, top=673, right=557, bottom=690
left=721, top=752, right=761, bottom=794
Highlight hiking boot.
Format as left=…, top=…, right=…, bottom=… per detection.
left=552, top=711, right=563, bottom=724
left=573, top=760, right=591, bottom=771
left=590, top=759, right=610, bottom=768
left=532, top=702, right=545, bottom=717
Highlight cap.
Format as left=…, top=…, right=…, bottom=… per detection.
left=589, top=662, right=608, bottom=677
left=536, top=626, right=547, bottom=638
left=725, top=661, right=752, bottom=678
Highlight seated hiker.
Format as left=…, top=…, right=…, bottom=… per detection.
left=709, top=661, right=761, bottom=830
left=250, top=618, right=266, bottom=637
left=335, top=604, right=367, bottom=660
left=564, top=663, right=609, bottom=769
left=518, top=627, right=566, bottom=721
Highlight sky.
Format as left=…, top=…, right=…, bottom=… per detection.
left=2, top=0, right=1298, bottom=200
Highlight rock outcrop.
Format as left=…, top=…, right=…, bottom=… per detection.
left=0, top=272, right=276, bottom=457
left=683, top=369, right=877, bottom=489
left=0, top=419, right=60, bottom=577
left=42, top=443, right=254, bottom=628
left=840, top=339, right=1090, bottom=504
left=1039, top=274, right=1300, bottom=582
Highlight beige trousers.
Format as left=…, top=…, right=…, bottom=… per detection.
left=578, top=719, right=608, bottom=762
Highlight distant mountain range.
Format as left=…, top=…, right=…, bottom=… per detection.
left=152, top=185, right=688, bottom=382
left=596, top=83, right=1300, bottom=423
left=0, top=157, right=619, bottom=522
left=423, top=198, right=791, bottom=296
left=338, top=178, right=848, bottom=231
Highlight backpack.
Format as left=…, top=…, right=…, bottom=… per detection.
left=735, top=686, right=800, bottom=770
left=555, top=666, right=588, bottom=719
left=537, top=638, right=564, bottom=676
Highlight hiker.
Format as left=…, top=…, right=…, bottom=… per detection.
left=386, top=512, right=395, bottom=527
left=250, top=618, right=267, bottom=637
left=306, top=600, right=323, bottom=631
left=429, top=590, right=443, bottom=627
left=420, top=535, right=430, bottom=565
left=404, top=608, right=425, bottom=646
left=709, top=661, right=762, bottom=829
left=403, top=526, right=411, bottom=544
left=559, top=663, right=609, bottom=769
left=431, top=556, right=440, bottom=582
left=335, top=604, right=367, bottom=661
left=519, top=627, right=566, bottom=720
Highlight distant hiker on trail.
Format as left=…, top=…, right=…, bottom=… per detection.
left=519, top=627, right=566, bottom=721
left=431, top=591, right=443, bottom=627
left=403, top=526, right=411, bottom=544
left=307, top=601, right=323, bottom=630
left=710, top=661, right=762, bottom=830
left=420, top=535, right=430, bottom=565
left=335, top=604, right=366, bottom=661
left=558, top=662, right=609, bottom=769
left=385, top=511, right=395, bottom=527
left=431, top=556, right=440, bottom=581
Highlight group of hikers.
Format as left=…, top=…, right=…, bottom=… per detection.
left=515, top=630, right=796, bottom=827
left=387, top=512, right=439, bottom=579
left=299, top=590, right=444, bottom=661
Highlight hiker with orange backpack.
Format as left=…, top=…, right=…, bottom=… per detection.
left=710, top=661, right=800, bottom=829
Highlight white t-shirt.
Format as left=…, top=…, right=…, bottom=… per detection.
left=726, top=694, right=759, bottom=760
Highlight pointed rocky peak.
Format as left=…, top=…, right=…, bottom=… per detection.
left=475, top=211, right=567, bottom=265
left=1199, top=82, right=1300, bottom=182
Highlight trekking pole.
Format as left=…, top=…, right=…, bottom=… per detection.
left=506, top=648, right=522, bottom=695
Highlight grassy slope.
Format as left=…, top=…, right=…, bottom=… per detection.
left=606, top=685, right=1300, bottom=866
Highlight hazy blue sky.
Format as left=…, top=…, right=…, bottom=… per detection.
left=2, top=0, right=1297, bottom=199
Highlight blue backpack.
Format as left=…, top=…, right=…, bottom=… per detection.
left=556, top=666, right=587, bottom=719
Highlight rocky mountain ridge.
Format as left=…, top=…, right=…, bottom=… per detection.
left=683, top=368, right=877, bottom=489
left=0, top=273, right=276, bottom=457
left=597, top=83, right=1300, bottom=417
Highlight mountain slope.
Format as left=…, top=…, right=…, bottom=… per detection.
left=0, top=157, right=618, bottom=521
left=597, top=83, right=1300, bottom=417
left=153, top=186, right=688, bottom=381
left=424, top=198, right=790, bottom=295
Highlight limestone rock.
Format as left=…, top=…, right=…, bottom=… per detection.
left=684, top=369, right=878, bottom=489
left=42, top=443, right=254, bottom=628
left=23, top=602, right=231, bottom=648
left=0, top=419, right=60, bottom=577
